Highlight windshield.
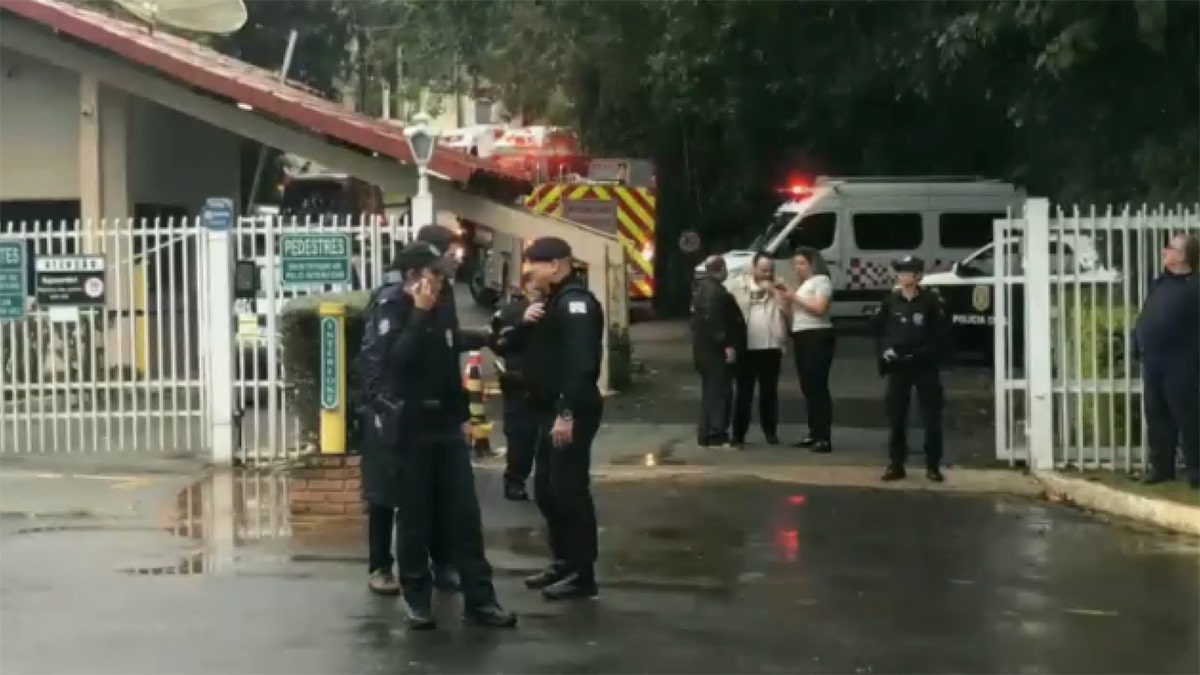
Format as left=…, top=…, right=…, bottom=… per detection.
left=750, top=211, right=800, bottom=251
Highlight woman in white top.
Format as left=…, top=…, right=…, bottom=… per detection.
left=724, top=253, right=790, bottom=445
left=786, top=247, right=836, bottom=452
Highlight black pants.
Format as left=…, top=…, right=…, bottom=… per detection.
left=697, top=362, right=733, bottom=444
left=503, top=394, right=537, bottom=484
left=533, top=409, right=602, bottom=578
left=1143, top=360, right=1200, bottom=479
left=885, top=363, right=944, bottom=468
left=733, top=349, right=782, bottom=442
left=367, top=503, right=397, bottom=573
left=396, top=427, right=496, bottom=611
left=792, top=329, right=836, bottom=442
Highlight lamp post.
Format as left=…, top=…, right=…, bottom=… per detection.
left=404, top=112, right=438, bottom=230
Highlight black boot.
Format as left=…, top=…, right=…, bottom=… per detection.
left=524, top=563, right=567, bottom=590
left=881, top=465, right=906, bottom=482
left=465, top=603, right=518, bottom=628
left=403, top=594, right=436, bottom=630
left=542, top=571, right=598, bottom=601
left=809, top=440, right=832, bottom=454
left=433, top=565, right=461, bottom=592
left=504, top=479, right=529, bottom=501
left=926, top=467, right=945, bottom=483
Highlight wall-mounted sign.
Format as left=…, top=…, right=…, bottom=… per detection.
left=35, top=255, right=106, bottom=307
left=0, top=239, right=27, bottom=322
left=563, top=198, right=618, bottom=234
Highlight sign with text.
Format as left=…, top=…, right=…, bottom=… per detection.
left=202, top=197, right=234, bottom=231
left=563, top=198, right=618, bottom=234
left=280, top=233, right=352, bottom=285
left=35, top=255, right=106, bottom=307
left=0, top=239, right=27, bottom=322
left=319, top=316, right=340, bottom=410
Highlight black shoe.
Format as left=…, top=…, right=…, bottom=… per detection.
left=465, top=604, right=518, bottom=628
left=404, top=604, right=437, bottom=630
left=1142, top=473, right=1176, bottom=486
left=764, top=434, right=780, bottom=445
left=542, top=572, right=599, bottom=601
left=926, top=468, right=945, bottom=483
left=504, top=480, right=529, bottom=501
left=809, top=440, right=832, bottom=454
left=881, top=466, right=906, bottom=482
left=433, top=566, right=461, bottom=592
left=524, top=564, right=567, bottom=590
left=792, top=437, right=817, bottom=449
left=1188, top=476, right=1199, bottom=490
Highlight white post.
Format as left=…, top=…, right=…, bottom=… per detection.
left=203, top=198, right=236, bottom=465
left=410, top=167, right=434, bottom=229
left=1024, top=198, right=1055, bottom=470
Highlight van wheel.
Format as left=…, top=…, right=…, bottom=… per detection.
left=469, top=269, right=499, bottom=308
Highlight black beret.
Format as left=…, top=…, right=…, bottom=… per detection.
left=396, top=241, right=453, bottom=275
left=525, top=237, right=573, bottom=263
left=892, top=255, right=925, bottom=273
left=415, top=225, right=457, bottom=256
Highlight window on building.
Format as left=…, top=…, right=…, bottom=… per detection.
left=775, top=212, right=836, bottom=258
left=939, top=212, right=1006, bottom=249
left=852, top=212, right=923, bottom=250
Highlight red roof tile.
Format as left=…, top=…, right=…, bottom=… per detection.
left=0, top=0, right=527, bottom=185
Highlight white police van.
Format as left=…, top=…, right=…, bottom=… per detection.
left=920, top=232, right=1121, bottom=358
left=700, top=176, right=1024, bottom=317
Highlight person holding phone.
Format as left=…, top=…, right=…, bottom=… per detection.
left=725, top=253, right=789, bottom=446
left=363, top=242, right=516, bottom=629
left=786, top=247, right=836, bottom=453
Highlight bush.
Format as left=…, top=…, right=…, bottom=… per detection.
left=280, top=292, right=371, bottom=449
left=1061, top=298, right=1143, bottom=453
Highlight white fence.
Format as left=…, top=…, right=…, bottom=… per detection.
left=1, top=213, right=414, bottom=462
left=994, top=200, right=1200, bottom=470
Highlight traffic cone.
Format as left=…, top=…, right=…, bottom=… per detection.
left=463, top=351, right=494, bottom=457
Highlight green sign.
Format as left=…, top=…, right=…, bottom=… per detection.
left=319, top=316, right=340, bottom=410
left=281, top=233, right=352, bottom=285
left=0, top=239, right=27, bottom=323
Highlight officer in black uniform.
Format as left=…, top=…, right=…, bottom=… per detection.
left=488, top=273, right=540, bottom=501
left=359, top=242, right=516, bottom=630
left=871, top=255, right=951, bottom=483
left=519, top=237, right=605, bottom=601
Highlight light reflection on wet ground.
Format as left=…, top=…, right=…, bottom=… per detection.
left=2, top=469, right=1198, bottom=674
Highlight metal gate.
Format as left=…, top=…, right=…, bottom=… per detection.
left=1, top=217, right=210, bottom=455
left=229, top=213, right=413, bottom=464
left=994, top=199, right=1200, bottom=470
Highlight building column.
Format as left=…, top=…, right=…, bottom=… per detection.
left=78, top=74, right=101, bottom=250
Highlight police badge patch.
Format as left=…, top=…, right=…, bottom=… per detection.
left=378, top=318, right=390, bottom=336
left=914, top=313, right=924, bottom=326
left=445, top=329, right=453, bottom=347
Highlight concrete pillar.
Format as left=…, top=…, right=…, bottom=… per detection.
left=78, top=74, right=101, bottom=250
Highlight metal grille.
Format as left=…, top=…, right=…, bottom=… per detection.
left=994, top=201, right=1200, bottom=470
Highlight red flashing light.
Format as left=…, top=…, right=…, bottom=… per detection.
left=786, top=495, right=806, bottom=506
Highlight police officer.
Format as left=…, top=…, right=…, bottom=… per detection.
left=519, top=237, right=605, bottom=601
left=415, top=224, right=489, bottom=354
left=367, top=241, right=516, bottom=629
left=488, top=273, right=540, bottom=501
left=871, top=255, right=951, bottom=483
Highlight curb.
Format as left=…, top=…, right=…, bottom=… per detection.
left=1033, top=471, right=1200, bottom=537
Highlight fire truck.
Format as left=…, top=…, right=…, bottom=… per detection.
left=451, top=127, right=658, bottom=310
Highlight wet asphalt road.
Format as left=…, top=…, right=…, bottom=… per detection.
left=2, top=471, right=1198, bottom=674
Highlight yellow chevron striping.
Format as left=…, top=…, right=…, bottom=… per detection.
left=632, top=279, right=653, bottom=297
left=615, top=189, right=655, bottom=232
left=621, top=238, right=654, bottom=277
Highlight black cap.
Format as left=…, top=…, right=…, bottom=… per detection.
left=525, top=237, right=573, bottom=263
left=892, top=255, right=924, bottom=273
left=416, top=225, right=457, bottom=256
left=396, top=241, right=454, bottom=275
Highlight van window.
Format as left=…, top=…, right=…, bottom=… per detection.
left=774, top=212, right=836, bottom=258
left=852, top=213, right=922, bottom=250
left=939, top=212, right=1004, bottom=249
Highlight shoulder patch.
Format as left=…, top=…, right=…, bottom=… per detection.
left=378, top=318, right=391, bottom=336
left=568, top=301, right=588, bottom=315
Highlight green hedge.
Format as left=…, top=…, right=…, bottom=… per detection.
left=280, top=292, right=371, bottom=449
left=1061, top=298, right=1143, bottom=450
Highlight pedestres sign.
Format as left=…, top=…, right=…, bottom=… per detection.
left=35, top=256, right=106, bottom=306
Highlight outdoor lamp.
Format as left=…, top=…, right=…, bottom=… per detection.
left=405, top=112, right=437, bottom=167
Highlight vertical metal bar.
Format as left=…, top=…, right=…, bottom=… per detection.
left=264, top=215, right=280, bottom=463
left=87, top=227, right=103, bottom=454
left=993, top=213, right=1009, bottom=464
left=47, top=220, right=62, bottom=454
left=165, top=220, right=179, bottom=449
left=181, top=219, right=194, bottom=453
left=152, top=218, right=166, bottom=452
left=1120, top=206, right=1133, bottom=472
left=1069, top=206, right=1083, bottom=468
left=1103, top=205, right=1115, bottom=467
left=22, top=221, right=36, bottom=454
left=131, top=220, right=145, bottom=452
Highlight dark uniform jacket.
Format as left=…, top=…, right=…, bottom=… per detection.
left=488, top=295, right=531, bottom=395
left=355, top=283, right=469, bottom=507
left=871, top=288, right=952, bottom=371
left=1134, top=271, right=1200, bottom=367
left=690, top=275, right=747, bottom=370
left=440, top=282, right=489, bottom=353
left=521, top=278, right=604, bottom=416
